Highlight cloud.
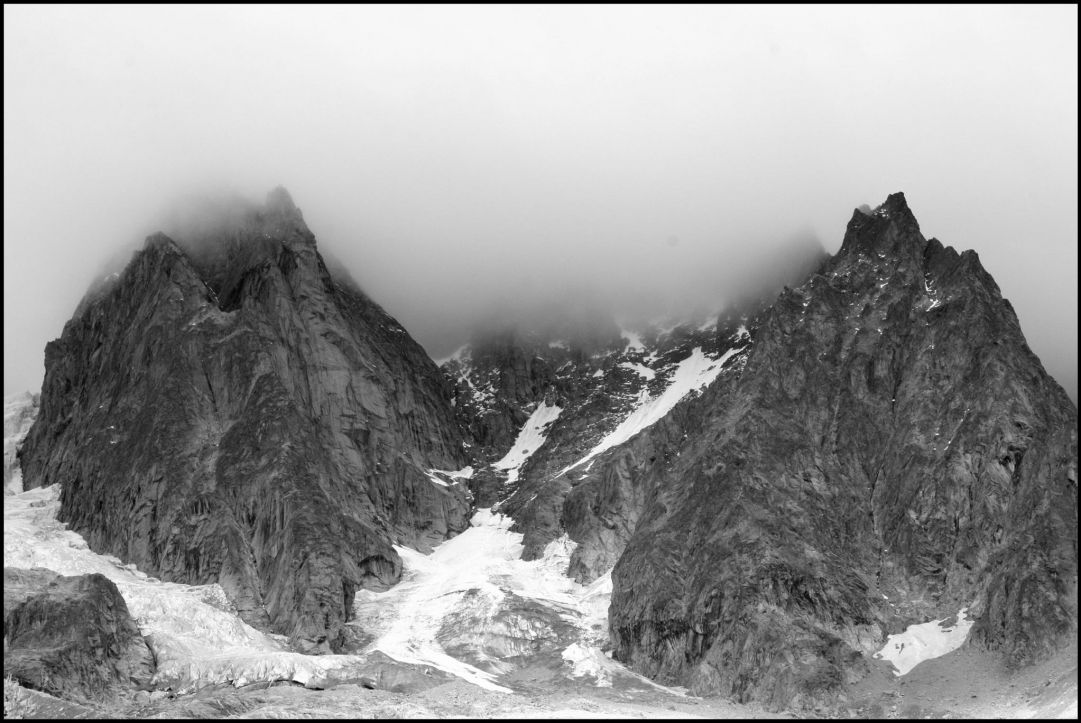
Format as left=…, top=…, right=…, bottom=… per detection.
left=3, top=5, right=1077, bottom=402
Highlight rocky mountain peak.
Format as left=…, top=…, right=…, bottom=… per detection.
left=142, top=231, right=181, bottom=254
left=839, top=190, right=925, bottom=272
left=265, top=185, right=300, bottom=217
left=19, top=189, right=473, bottom=653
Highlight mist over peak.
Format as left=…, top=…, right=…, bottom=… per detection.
left=4, top=6, right=1076, bottom=403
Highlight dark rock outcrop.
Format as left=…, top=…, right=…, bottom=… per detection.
left=17, top=188, right=472, bottom=652
left=3, top=568, right=155, bottom=703
left=604, top=193, right=1078, bottom=709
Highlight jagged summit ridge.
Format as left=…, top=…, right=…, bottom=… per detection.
left=840, top=190, right=923, bottom=264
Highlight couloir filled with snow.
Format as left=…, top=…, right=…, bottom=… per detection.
left=560, top=346, right=743, bottom=476
left=492, top=401, right=563, bottom=485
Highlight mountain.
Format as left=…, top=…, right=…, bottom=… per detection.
left=598, top=193, right=1076, bottom=708
left=17, top=188, right=473, bottom=653
left=440, top=193, right=1077, bottom=710
left=10, top=189, right=1076, bottom=715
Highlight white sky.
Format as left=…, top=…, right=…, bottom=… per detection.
left=4, top=5, right=1077, bottom=401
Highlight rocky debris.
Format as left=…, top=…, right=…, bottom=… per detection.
left=606, top=192, right=1077, bottom=710
left=3, top=568, right=155, bottom=704
left=17, top=188, right=472, bottom=652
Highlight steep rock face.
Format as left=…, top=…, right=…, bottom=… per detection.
left=444, top=311, right=757, bottom=579
left=607, top=193, right=1078, bottom=710
left=444, top=321, right=623, bottom=457
left=4, top=568, right=155, bottom=702
left=500, top=318, right=753, bottom=575
left=18, top=189, right=472, bottom=652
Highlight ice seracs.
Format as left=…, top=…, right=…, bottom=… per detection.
left=355, top=507, right=637, bottom=691
left=4, top=393, right=38, bottom=495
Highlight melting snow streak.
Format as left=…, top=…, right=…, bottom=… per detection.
left=493, top=401, right=562, bottom=485
left=559, top=347, right=742, bottom=476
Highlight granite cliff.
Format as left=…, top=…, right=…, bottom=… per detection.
left=600, top=193, right=1077, bottom=708
left=442, top=193, right=1077, bottom=710
left=18, top=188, right=473, bottom=652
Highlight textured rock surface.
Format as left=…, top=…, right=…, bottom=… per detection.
left=3, top=568, right=155, bottom=703
left=18, top=188, right=472, bottom=652
left=605, top=193, right=1078, bottom=710
left=446, top=308, right=762, bottom=578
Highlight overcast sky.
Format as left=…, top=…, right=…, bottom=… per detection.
left=4, top=5, right=1077, bottom=401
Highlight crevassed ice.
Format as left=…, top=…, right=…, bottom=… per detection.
left=4, top=393, right=37, bottom=495
left=358, top=506, right=686, bottom=695
left=3, top=484, right=377, bottom=693
left=358, top=508, right=582, bottom=692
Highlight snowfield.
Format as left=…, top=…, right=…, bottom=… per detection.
left=2, top=393, right=675, bottom=702
left=560, top=346, right=743, bottom=476
left=3, top=484, right=379, bottom=693
left=355, top=507, right=651, bottom=692
left=492, top=401, right=562, bottom=485
left=3, top=471, right=677, bottom=702
left=874, top=607, right=974, bottom=676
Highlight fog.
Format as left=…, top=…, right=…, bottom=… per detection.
left=4, top=5, right=1077, bottom=402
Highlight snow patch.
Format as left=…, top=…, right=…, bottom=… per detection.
left=492, top=402, right=562, bottom=485
left=619, top=362, right=656, bottom=381
left=360, top=510, right=598, bottom=692
left=874, top=607, right=974, bottom=676
left=620, top=328, right=645, bottom=353
left=427, top=465, right=475, bottom=487
left=559, top=347, right=742, bottom=476
left=562, top=643, right=613, bottom=687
